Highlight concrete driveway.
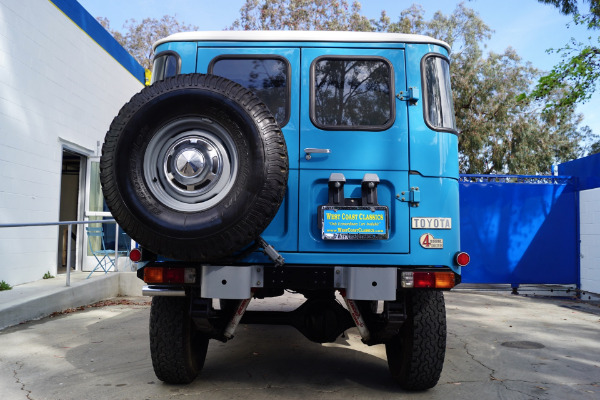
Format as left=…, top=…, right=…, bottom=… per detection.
left=0, top=291, right=598, bottom=399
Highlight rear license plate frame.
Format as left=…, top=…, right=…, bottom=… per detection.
left=320, top=206, right=389, bottom=240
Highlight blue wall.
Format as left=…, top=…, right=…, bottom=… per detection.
left=50, top=0, right=145, bottom=84
left=558, top=153, right=600, bottom=191
left=460, top=176, right=578, bottom=285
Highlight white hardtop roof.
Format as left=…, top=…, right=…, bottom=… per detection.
left=153, top=30, right=450, bottom=52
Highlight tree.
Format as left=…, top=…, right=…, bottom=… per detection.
left=537, top=0, right=600, bottom=25
left=531, top=1, right=600, bottom=108
left=532, top=0, right=600, bottom=154
left=530, top=15, right=600, bottom=109
left=98, top=16, right=198, bottom=70
left=229, top=0, right=373, bottom=31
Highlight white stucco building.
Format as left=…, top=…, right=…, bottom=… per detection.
left=0, top=0, right=144, bottom=285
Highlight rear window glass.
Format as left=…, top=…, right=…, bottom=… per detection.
left=422, top=54, right=457, bottom=132
left=311, top=57, right=394, bottom=130
left=151, top=52, right=180, bottom=82
left=209, top=57, right=289, bottom=126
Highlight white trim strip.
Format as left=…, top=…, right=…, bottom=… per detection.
left=153, top=30, right=450, bottom=52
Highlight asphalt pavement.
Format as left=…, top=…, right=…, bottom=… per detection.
left=0, top=289, right=599, bottom=400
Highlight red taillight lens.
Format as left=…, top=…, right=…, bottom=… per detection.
left=129, top=248, right=142, bottom=262
left=456, top=252, right=470, bottom=267
left=163, top=268, right=185, bottom=283
left=413, top=272, right=435, bottom=288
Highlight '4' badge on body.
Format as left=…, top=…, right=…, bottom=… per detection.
left=419, top=233, right=444, bottom=249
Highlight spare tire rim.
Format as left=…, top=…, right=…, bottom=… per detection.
left=144, top=117, right=239, bottom=212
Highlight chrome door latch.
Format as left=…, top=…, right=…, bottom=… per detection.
left=304, top=148, right=331, bottom=160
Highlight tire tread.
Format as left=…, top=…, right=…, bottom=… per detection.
left=386, top=290, right=446, bottom=390
left=100, top=74, right=288, bottom=261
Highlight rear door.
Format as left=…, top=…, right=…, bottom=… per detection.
left=299, top=47, right=410, bottom=253
left=197, top=47, right=300, bottom=251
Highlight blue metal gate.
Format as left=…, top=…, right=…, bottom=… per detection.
left=459, top=175, right=578, bottom=285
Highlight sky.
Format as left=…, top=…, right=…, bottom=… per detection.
left=77, top=0, right=600, bottom=139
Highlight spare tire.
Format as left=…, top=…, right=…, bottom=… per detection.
left=100, top=74, right=288, bottom=261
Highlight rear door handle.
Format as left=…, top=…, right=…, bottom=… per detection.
left=304, top=148, right=331, bottom=160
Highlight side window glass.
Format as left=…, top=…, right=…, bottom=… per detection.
left=210, top=57, right=290, bottom=126
left=151, top=52, right=180, bottom=83
left=422, top=55, right=457, bottom=132
left=312, top=57, right=394, bottom=130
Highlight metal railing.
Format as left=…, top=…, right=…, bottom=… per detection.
left=459, top=174, right=572, bottom=185
left=0, top=219, right=118, bottom=287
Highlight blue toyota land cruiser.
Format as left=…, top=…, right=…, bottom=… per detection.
left=101, top=31, right=469, bottom=390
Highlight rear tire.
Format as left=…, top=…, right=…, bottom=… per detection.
left=385, top=290, right=446, bottom=390
left=149, top=296, right=209, bottom=384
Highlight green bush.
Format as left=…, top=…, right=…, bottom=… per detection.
left=0, top=280, right=12, bottom=291
left=43, top=271, right=55, bottom=279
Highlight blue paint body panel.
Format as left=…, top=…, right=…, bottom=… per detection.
left=153, top=36, right=462, bottom=272
left=298, top=170, right=410, bottom=254
left=405, top=44, right=458, bottom=179
left=260, top=170, right=299, bottom=252
left=298, top=47, right=409, bottom=172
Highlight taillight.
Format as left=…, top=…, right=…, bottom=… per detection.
left=401, top=271, right=456, bottom=289
left=455, top=252, right=470, bottom=267
left=129, top=248, right=142, bottom=262
left=413, top=272, right=435, bottom=288
left=164, top=268, right=185, bottom=283
left=143, top=267, right=196, bottom=284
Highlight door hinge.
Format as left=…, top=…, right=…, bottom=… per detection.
left=396, top=87, right=419, bottom=105
left=396, top=187, right=420, bottom=207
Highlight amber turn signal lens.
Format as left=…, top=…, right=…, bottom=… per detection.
left=144, top=267, right=163, bottom=283
left=434, top=272, right=455, bottom=289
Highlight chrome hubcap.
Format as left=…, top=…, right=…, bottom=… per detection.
left=143, top=117, right=238, bottom=212
left=175, top=149, right=205, bottom=178
left=163, top=137, right=222, bottom=194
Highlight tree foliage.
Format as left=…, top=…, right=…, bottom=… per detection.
left=531, top=0, right=600, bottom=153
left=531, top=1, right=600, bottom=109
left=229, top=0, right=373, bottom=31
left=530, top=14, right=600, bottom=109
left=537, top=0, right=600, bottom=26
left=98, top=16, right=198, bottom=70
